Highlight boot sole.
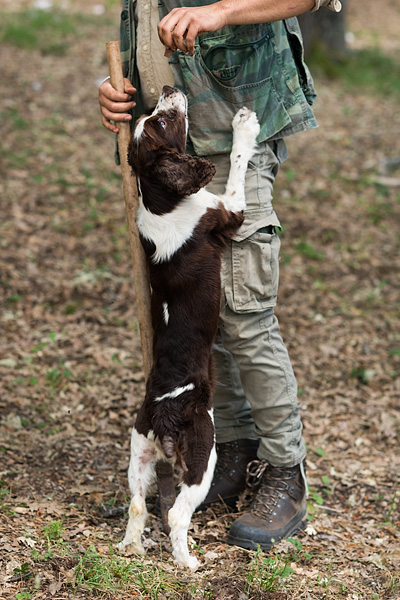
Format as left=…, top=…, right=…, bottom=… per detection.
left=227, top=512, right=308, bottom=551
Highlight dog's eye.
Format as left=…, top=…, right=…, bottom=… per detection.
left=158, top=119, right=166, bottom=128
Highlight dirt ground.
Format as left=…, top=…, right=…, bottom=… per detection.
left=0, top=0, right=399, bottom=599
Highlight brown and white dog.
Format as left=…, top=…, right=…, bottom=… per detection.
left=118, top=86, right=260, bottom=569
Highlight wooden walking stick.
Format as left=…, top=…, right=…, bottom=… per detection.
left=106, top=41, right=153, bottom=381
left=106, top=42, right=175, bottom=533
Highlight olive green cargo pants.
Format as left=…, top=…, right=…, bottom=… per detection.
left=205, top=140, right=306, bottom=468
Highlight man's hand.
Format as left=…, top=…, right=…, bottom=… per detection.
left=158, top=4, right=227, bottom=57
left=158, top=0, right=318, bottom=56
left=99, top=77, right=137, bottom=133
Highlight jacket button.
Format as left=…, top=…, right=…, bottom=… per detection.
left=121, top=9, right=128, bottom=19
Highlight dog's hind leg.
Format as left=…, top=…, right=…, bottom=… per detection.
left=221, top=108, right=260, bottom=212
left=168, top=443, right=217, bottom=569
left=118, top=428, right=157, bottom=555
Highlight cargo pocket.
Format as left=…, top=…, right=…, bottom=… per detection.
left=226, top=223, right=281, bottom=313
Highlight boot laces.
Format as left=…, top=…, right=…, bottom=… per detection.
left=246, top=460, right=298, bottom=519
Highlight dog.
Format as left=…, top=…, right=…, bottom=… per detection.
left=118, top=86, right=260, bottom=569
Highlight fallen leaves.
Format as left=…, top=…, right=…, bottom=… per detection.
left=0, top=1, right=399, bottom=599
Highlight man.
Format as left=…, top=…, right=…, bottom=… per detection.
left=99, top=0, right=340, bottom=551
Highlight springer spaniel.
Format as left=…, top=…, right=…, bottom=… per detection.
left=118, top=86, right=260, bottom=569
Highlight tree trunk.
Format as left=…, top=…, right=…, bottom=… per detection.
left=298, top=0, right=349, bottom=58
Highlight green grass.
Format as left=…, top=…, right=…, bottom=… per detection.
left=74, top=547, right=184, bottom=597
left=0, top=9, right=107, bottom=55
left=296, top=240, right=325, bottom=260
left=308, top=45, right=400, bottom=99
left=0, top=9, right=76, bottom=54
left=0, top=108, right=27, bottom=130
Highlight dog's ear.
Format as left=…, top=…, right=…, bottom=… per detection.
left=154, top=153, right=216, bottom=196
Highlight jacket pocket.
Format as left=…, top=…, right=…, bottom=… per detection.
left=225, top=220, right=281, bottom=313
left=177, top=31, right=292, bottom=155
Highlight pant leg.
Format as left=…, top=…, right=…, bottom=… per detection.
left=206, top=141, right=306, bottom=468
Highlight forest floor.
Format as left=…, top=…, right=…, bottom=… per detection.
left=0, top=0, right=399, bottom=598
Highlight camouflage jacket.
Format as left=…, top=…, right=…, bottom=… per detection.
left=119, top=0, right=318, bottom=156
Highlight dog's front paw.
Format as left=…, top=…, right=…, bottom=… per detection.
left=175, top=554, right=200, bottom=571
left=117, top=538, right=145, bottom=556
left=232, top=107, right=260, bottom=140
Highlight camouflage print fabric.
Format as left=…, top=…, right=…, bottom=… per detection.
left=119, top=0, right=318, bottom=156
left=119, top=0, right=147, bottom=121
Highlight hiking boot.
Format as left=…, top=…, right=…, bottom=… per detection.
left=227, top=461, right=307, bottom=550
left=197, top=439, right=259, bottom=510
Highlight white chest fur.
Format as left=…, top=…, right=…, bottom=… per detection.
left=137, top=189, right=220, bottom=264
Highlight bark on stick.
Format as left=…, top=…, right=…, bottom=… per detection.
left=106, top=41, right=153, bottom=381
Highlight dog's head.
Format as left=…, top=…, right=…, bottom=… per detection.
left=128, top=86, right=215, bottom=198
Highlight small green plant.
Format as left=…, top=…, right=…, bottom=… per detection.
left=384, top=488, right=398, bottom=524
left=284, top=168, right=297, bottom=182
left=245, top=546, right=294, bottom=593
left=389, top=347, right=400, bottom=357
left=317, top=573, right=333, bottom=596
left=307, top=486, right=324, bottom=520
left=0, top=108, right=26, bottom=130
left=192, top=542, right=205, bottom=556
left=287, top=537, right=312, bottom=561
left=15, top=591, right=33, bottom=600
left=307, top=473, right=337, bottom=522
left=0, top=480, right=11, bottom=511
left=6, top=293, right=22, bottom=304
left=13, top=563, right=33, bottom=581
left=0, top=479, right=10, bottom=498
left=31, top=341, right=46, bottom=354
left=321, top=475, right=335, bottom=495
left=44, top=519, right=64, bottom=541
left=45, top=363, right=73, bottom=389
left=296, top=241, right=324, bottom=260
left=314, top=446, right=327, bottom=458
left=350, top=366, right=375, bottom=384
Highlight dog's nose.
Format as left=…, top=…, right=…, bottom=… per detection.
left=162, top=85, right=176, bottom=96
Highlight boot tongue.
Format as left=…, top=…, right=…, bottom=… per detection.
left=250, top=466, right=298, bottom=517
left=267, top=465, right=298, bottom=481
left=246, top=461, right=297, bottom=489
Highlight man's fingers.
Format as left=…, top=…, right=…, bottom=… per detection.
left=100, top=80, right=135, bottom=103
left=100, top=96, right=136, bottom=115
left=184, top=22, right=199, bottom=56
left=158, top=5, right=226, bottom=55
left=101, top=105, right=133, bottom=123
left=170, top=13, right=193, bottom=53
left=99, top=78, right=136, bottom=132
left=101, top=114, right=119, bottom=133
left=100, top=89, right=134, bottom=107
left=158, top=10, right=181, bottom=50
left=123, top=78, right=137, bottom=95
